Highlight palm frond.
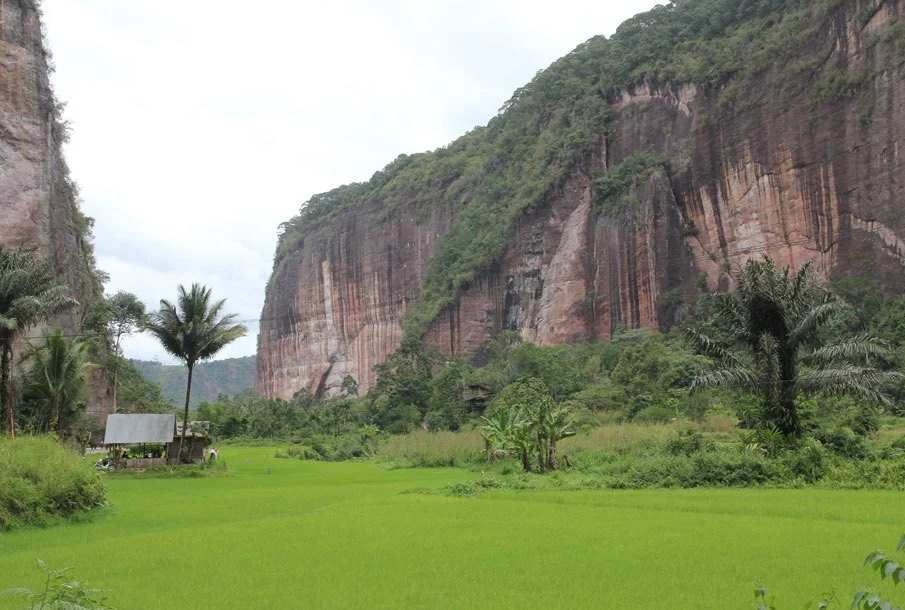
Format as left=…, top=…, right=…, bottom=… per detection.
left=683, top=326, right=743, bottom=368
left=788, top=300, right=845, bottom=348
left=797, top=367, right=904, bottom=404
left=802, top=335, right=892, bottom=365
left=691, top=367, right=759, bottom=392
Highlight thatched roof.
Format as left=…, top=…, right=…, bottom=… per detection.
left=103, top=414, right=176, bottom=445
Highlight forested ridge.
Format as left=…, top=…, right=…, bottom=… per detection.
left=131, top=356, right=255, bottom=409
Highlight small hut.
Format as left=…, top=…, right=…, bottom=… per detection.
left=103, top=413, right=174, bottom=468
left=463, top=383, right=493, bottom=413
left=171, top=421, right=211, bottom=463
left=103, top=415, right=211, bottom=465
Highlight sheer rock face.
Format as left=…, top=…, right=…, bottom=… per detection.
left=259, top=1, right=905, bottom=399
left=0, top=1, right=111, bottom=418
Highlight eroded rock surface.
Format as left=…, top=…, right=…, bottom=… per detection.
left=0, top=0, right=110, bottom=418
left=259, top=1, right=905, bottom=399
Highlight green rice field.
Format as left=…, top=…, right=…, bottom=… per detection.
left=1, top=447, right=903, bottom=609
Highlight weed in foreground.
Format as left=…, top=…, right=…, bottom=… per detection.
left=0, top=559, right=113, bottom=610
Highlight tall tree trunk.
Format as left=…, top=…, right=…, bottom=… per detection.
left=548, top=438, right=558, bottom=472
left=111, top=357, right=120, bottom=414
left=176, top=364, right=194, bottom=463
left=2, top=342, right=12, bottom=439
left=111, top=335, right=123, bottom=413
left=50, top=395, right=59, bottom=434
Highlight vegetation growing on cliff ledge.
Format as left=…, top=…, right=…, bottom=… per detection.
left=271, top=0, right=871, bottom=340
left=592, top=152, right=666, bottom=218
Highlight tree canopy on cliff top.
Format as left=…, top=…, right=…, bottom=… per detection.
left=272, top=0, right=850, bottom=340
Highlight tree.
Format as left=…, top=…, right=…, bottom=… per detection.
left=144, top=284, right=246, bottom=462
left=686, top=257, right=902, bottom=437
left=425, top=360, right=470, bottom=431
left=25, top=329, right=92, bottom=434
left=0, top=246, right=77, bottom=438
left=482, top=378, right=576, bottom=473
left=86, top=291, right=145, bottom=413
left=113, top=358, right=172, bottom=414
left=369, top=338, right=434, bottom=432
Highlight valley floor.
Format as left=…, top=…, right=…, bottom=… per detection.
left=1, top=447, right=903, bottom=609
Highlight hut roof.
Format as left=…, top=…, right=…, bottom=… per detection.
left=104, top=414, right=176, bottom=445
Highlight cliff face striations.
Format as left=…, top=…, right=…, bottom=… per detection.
left=0, top=0, right=109, bottom=416
left=259, top=0, right=905, bottom=399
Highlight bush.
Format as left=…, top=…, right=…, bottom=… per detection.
left=0, top=436, right=106, bottom=530
left=603, top=451, right=776, bottom=489
left=813, top=427, right=867, bottom=459
left=276, top=427, right=382, bottom=462
left=780, top=439, right=828, bottom=483
left=665, top=428, right=714, bottom=456
left=633, top=405, right=675, bottom=424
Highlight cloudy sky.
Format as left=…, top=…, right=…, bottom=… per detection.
left=41, top=0, right=660, bottom=363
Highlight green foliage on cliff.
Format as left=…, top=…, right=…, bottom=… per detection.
left=592, top=152, right=666, bottom=218
left=272, top=0, right=856, bottom=339
left=130, top=356, right=255, bottom=409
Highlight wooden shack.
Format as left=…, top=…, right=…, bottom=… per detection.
left=103, top=413, right=176, bottom=468
left=168, top=421, right=211, bottom=464
left=103, top=415, right=212, bottom=465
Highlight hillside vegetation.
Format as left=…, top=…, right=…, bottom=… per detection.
left=271, top=0, right=862, bottom=340
left=131, top=356, right=255, bottom=408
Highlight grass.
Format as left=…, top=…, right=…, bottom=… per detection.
left=0, top=436, right=106, bottom=530
left=1, top=447, right=904, bottom=609
left=377, top=429, right=484, bottom=466
left=561, top=422, right=678, bottom=455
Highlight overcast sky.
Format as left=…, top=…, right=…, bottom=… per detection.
left=41, top=0, right=660, bottom=363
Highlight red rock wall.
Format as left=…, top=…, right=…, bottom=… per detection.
left=259, top=0, right=905, bottom=399
left=0, top=0, right=111, bottom=418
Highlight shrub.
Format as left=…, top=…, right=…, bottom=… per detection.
left=607, top=451, right=775, bottom=489
left=0, top=559, right=113, bottom=609
left=665, top=428, right=714, bottom=456
left=0, top=436, right=106, bottom=530
left=813, top=427, right=867, bottom=459
left=779, top=439, right=828, bottom=483
left=633, top=405, right=675, bottom=424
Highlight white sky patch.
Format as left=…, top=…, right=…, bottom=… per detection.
left=41, top=0, right=660, bottom=362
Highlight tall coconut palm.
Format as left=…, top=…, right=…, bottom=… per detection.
left=144, top=284, right=246, bottom=462
left=686, top=257, right=902, bottom=437
left=0, top=246, right=77, bottom=438
left=26, top=329, right=92, bottom=434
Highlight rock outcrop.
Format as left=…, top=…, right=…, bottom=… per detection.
left=259, top=0, right=905, bottom=399
left=0, top=0, right=110, bottom=417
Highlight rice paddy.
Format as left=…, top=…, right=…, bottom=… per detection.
left=1, top=447, right=903, bottom=609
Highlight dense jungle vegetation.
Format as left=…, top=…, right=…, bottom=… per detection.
left=201, top=268, right=905, bottom=489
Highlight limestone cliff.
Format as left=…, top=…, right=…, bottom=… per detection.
left=259, top=0, right=905, bottom=399
left=0, top=0, right=110, bottom=416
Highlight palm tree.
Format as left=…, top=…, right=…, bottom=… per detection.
left=0, top=246, right=77, bottom=438
left=144, top=284, right=246, bottom=462
left=26, top=329, right=92, bottom=434
left=686, top=257, right=902, bottom=437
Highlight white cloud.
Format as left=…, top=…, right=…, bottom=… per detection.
left=41, top=0, right=659, bottom=362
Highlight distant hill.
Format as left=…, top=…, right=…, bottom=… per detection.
left=131, top=356, right=256, bottom=408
